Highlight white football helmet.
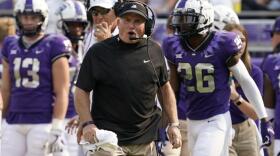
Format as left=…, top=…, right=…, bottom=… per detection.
left=172, top=0, right=214, bottom=37
left=14, top=0, right=48, bottom=36
left=212, top=5, right=240, bottom=31
left=58, top=0, right=88, bottom=43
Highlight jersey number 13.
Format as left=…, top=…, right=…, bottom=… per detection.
left=13, top=57, right=40, bottom=88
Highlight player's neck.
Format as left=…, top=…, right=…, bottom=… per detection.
left=22, top=33, right=44, bottom=48
left=187, top=33, right=209, bottom=49
left=23, top=33, right=44, bottom=42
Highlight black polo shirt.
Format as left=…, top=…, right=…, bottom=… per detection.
left=76, top=35, right=169, bottom=145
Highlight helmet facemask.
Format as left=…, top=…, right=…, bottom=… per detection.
left=16, top=12, right=45, bottom=37
left=62, top=20, right=87, bottom=44
left=14, top=0, right=48, bottom=37
left=59, top=0, right=88, bottom=44
left=172, top=0, right=214, bottom=38
left=172, top=8, right=201, bottom=37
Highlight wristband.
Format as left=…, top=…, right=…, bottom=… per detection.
left=167, top=122, right=180, bottom=129
left=233, top=95, right=243, bottom=106
left=52, top=118, right=64, bottom=130
left=81, top=120, right=95, bottom=129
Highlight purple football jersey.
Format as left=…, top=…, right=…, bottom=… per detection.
left=163, top=31, right=241, bottom=120
left=2, top=34, right=71, bottom=124
left=230, top=64, right=263, bottom=124
left=66, top=54, right=80, bottom=118
left=262, top=53, right=280, bottom=139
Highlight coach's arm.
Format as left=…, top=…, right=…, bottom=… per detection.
left=74, top=87, right=97, bottom=143
left=160, top=81, right=182, bottom=148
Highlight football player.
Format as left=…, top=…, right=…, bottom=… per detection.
left=164, top=0, right=272, bottom=155
left=1, top=0, right=70, bottom=155
left=59, top=1, right=87, bottom=155
left=262, top=16, right=280, bottom=156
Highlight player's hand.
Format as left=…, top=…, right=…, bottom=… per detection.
left=65, top=115, right=79, bottom=135
left=94, top=22, right=113, bottom=41
left=166, top=125, right=182, bottom=149
left=260, top=120, right=274, bottom=147
left=45, top=129, right=66, bottom=155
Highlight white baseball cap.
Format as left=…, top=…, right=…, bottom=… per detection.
left=88, top=0, right=118, bottom=11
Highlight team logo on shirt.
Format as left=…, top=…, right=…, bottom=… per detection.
left=143, top=59, right=150, bottom=63
left=176, top=53, right=182, bottom=58
left=234, top=35, right=242, bottom=50
left=204, top=54, right=213, bottom=58
left=35, top=48, right=44, bottom=54
left=10, top=49, right=17, bottom=55
left=274, top=65, right=280, bottom=70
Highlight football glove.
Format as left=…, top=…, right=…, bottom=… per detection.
left=260, top=121, right=274, bottom=147
left=45, top=129, right=67, bottom=156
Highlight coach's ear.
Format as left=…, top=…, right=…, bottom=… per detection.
left=116, top=17, right=121, bottom=26
left=226, top=53, right=240, bottom=68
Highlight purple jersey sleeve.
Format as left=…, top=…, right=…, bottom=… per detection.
left=1, top=35, right=19, bottom=62
left=162, top=36, right=180, bottom=64
left=48, top=34, right=72, bottom=62
left=217, top=31, right=242, bottom=62
left=262, top=54, right=280, bottom=91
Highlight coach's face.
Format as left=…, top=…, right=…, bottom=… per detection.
left=118, top=13, right=146, bottom=44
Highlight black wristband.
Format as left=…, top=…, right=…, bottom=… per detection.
left=233, top=95, right=243, bottom=106
left=81, top=120, right=95, bottom=129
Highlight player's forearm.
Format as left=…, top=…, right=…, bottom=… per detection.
left=234, top=98, right=258, bottom=120
left=230, top=61, right=267, bottom=119
left=1, top=88, right=10, bottom=118
left=1, top=60, right=11, bottom=117
left=53, top=91, right=68, bottom=120
left=160, top=82, right=179, bottom=124
left=74, top=87, right=92, bottom=123
left=52, top=57, right=69, bottom=120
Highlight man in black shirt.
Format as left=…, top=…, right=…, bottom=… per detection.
left=74, top=1, right=181, bottom=155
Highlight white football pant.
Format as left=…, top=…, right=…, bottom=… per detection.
left=187, top=111, right=232, bottom=156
